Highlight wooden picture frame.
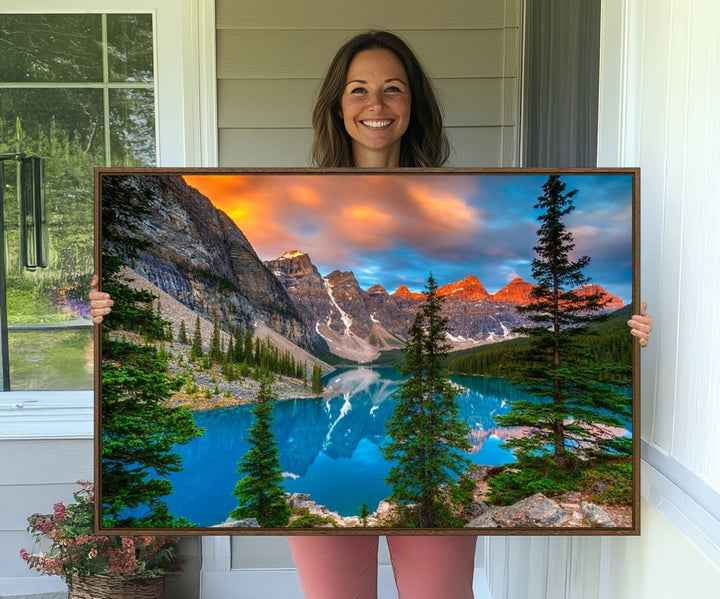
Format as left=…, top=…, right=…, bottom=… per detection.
left=95, top=167, right=640, bottom=536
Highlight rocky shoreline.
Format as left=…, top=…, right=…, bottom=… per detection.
left=216, top=465, right=631, bottom=530
left=163, top=361, right=336, bottom=412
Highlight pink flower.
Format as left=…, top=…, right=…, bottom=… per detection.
left=19, top=548, right=29, bottom=562
left=34, top=518, right=54, bottom=535
left=121, top=537, right=135, bottom=549
left=53, top=503, right=66, bottom=522
left=107, top=547, right=137, bottom=576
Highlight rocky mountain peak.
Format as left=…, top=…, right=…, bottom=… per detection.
left=574, top=284, right=625, bottom=311
left=280, top=250, right=307, bottom=260
left=437, top=275, right=491, bottom=301
left=265, top=250, right=317, bottom=279
left=393, top=284, right=425, bottom=301
left=493, top=277, right=535, bottom=304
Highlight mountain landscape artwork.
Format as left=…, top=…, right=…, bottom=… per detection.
left=96, top=168, right=639, bottom=535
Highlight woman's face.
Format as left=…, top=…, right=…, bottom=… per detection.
left=340, top=48, right=411, bottom=167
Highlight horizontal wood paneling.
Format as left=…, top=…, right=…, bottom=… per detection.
left=219, top=128, right=314, bottom=167
left=503, top=78, right=518, bottom=126
left=218, top=78, right=516, bottom=129
left=0, top=437, right=92, bottom=580
left=216, top=1, right=521, bottom=169
left=504, top=27, right=520, bottom=78
left=0, top=440, right=93, bottom=485
left=505, top=0, right=521, bottom=28
left=217, top=0, right=510, bottom=30
left=440, top=79, right=513, bottom=126
left=217, top=29, right=509, bottom=79
left=218, top=126, right=509, bottom=168
left=0, top=531, right=44, bottom=578
left=0, top=483, right=82, bottom=529
left=502, top=126, right=518, bottom=165
left=446, top=127, right=505, bottom=167
left=218, top=79, right=319, bottom=128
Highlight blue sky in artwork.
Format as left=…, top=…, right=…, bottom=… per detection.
left=185, top=172, right=634, bottom=304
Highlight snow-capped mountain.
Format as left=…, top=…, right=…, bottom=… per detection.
left=264, top=251, right=625, bottom=362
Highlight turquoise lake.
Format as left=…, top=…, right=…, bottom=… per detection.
left=164, top=367, right=630, bottom=526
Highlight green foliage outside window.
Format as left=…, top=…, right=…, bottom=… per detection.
left=0, top=13, right=156, bottom=390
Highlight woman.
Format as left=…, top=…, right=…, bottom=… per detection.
left=90, top=31, right=653, bottom=599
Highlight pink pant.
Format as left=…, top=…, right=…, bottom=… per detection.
left=287, top=536, right=477, bottom=599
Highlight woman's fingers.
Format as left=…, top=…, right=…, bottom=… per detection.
left=627, top=303, right=652, bottom=348
left=89, top=275, right=113, bottom=324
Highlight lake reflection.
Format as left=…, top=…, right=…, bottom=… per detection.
left=166, top=367, right=544, bottom=525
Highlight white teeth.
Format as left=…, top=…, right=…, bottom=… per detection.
left=362, top=120, right=392, bottom=128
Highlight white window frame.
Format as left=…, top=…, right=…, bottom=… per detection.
left=0, top=0, right=217, bottom=439
left=0, top=0, right=218, bottom=168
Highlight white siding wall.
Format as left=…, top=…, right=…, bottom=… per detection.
left=216, top=0, right=522, bottom=167
left=485, top=1, right=720, bottom=597
left=0, top=395, right=93, bottom=597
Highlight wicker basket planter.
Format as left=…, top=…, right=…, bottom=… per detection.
left=67, top=575, right=165, bottom=599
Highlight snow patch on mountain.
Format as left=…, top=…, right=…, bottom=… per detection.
left=324, top=278, right=353, bottom=335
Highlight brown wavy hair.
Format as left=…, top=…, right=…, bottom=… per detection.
left=311, top=31, right=450, bottom=168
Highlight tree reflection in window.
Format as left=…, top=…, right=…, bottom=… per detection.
left=0, top=13, right=156, bottom=390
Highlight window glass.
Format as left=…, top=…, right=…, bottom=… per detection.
left=0, top=14, right=103, bottom=82
left=0, top=13, right=156, bottom=390
left=107, top=14, right=154, bottom=83
left=109, top=89, right=156, bottom=167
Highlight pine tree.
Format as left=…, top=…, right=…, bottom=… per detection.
left=231, top=374, right=291, bottom=527
left=244, top=328, right=254, bottom=367
left=495, top=176, right=632, bottom=471
left=226, top=335, right=235, bottom=364
left=209, top=321, right=223, bottom=365
left=359, top=502, right=370, bottom=527
left=190, top=315, right=203, bottom=360
left=100, top=251, right=202, bottom=528
left=234, top=327, right=244, bottom=363
left=382, top=274, right=471, bottom=528
left=178, top=319, right=189, bottom=344
left=311, top=364, right=323, bottom=395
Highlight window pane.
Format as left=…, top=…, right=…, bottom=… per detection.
left=1, top=88, right=102, bottom=283
left=107, top=14, right=154, bottom=83
left=0, top=89, right=106, bottom=165
left=0, top=14, right=103, bottom=82
left=9, top=329, right=94, bottom=390
left=0, top=13, right=156, bottom=391
left=110, top=88, right=156, bottom=166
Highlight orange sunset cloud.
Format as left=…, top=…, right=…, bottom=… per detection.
left=181, top=173, right=483, bottom=266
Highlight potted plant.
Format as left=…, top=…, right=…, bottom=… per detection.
left=20, top=480, right=181, bottom=599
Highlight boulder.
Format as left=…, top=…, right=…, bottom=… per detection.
left=580, top=502, right=616, bottom=527
left=461, top=502, right=488, bottom=519
left=466, top=493, right=568, bottom=528
left=213, top=518, right=260, bottom=528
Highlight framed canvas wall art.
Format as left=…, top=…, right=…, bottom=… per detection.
left=95, top=168, right=640, bottom=535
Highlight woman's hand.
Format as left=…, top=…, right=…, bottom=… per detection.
left=89, top=274, right=113, bottom=324
left=627, top=301, right=652, bottom=348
